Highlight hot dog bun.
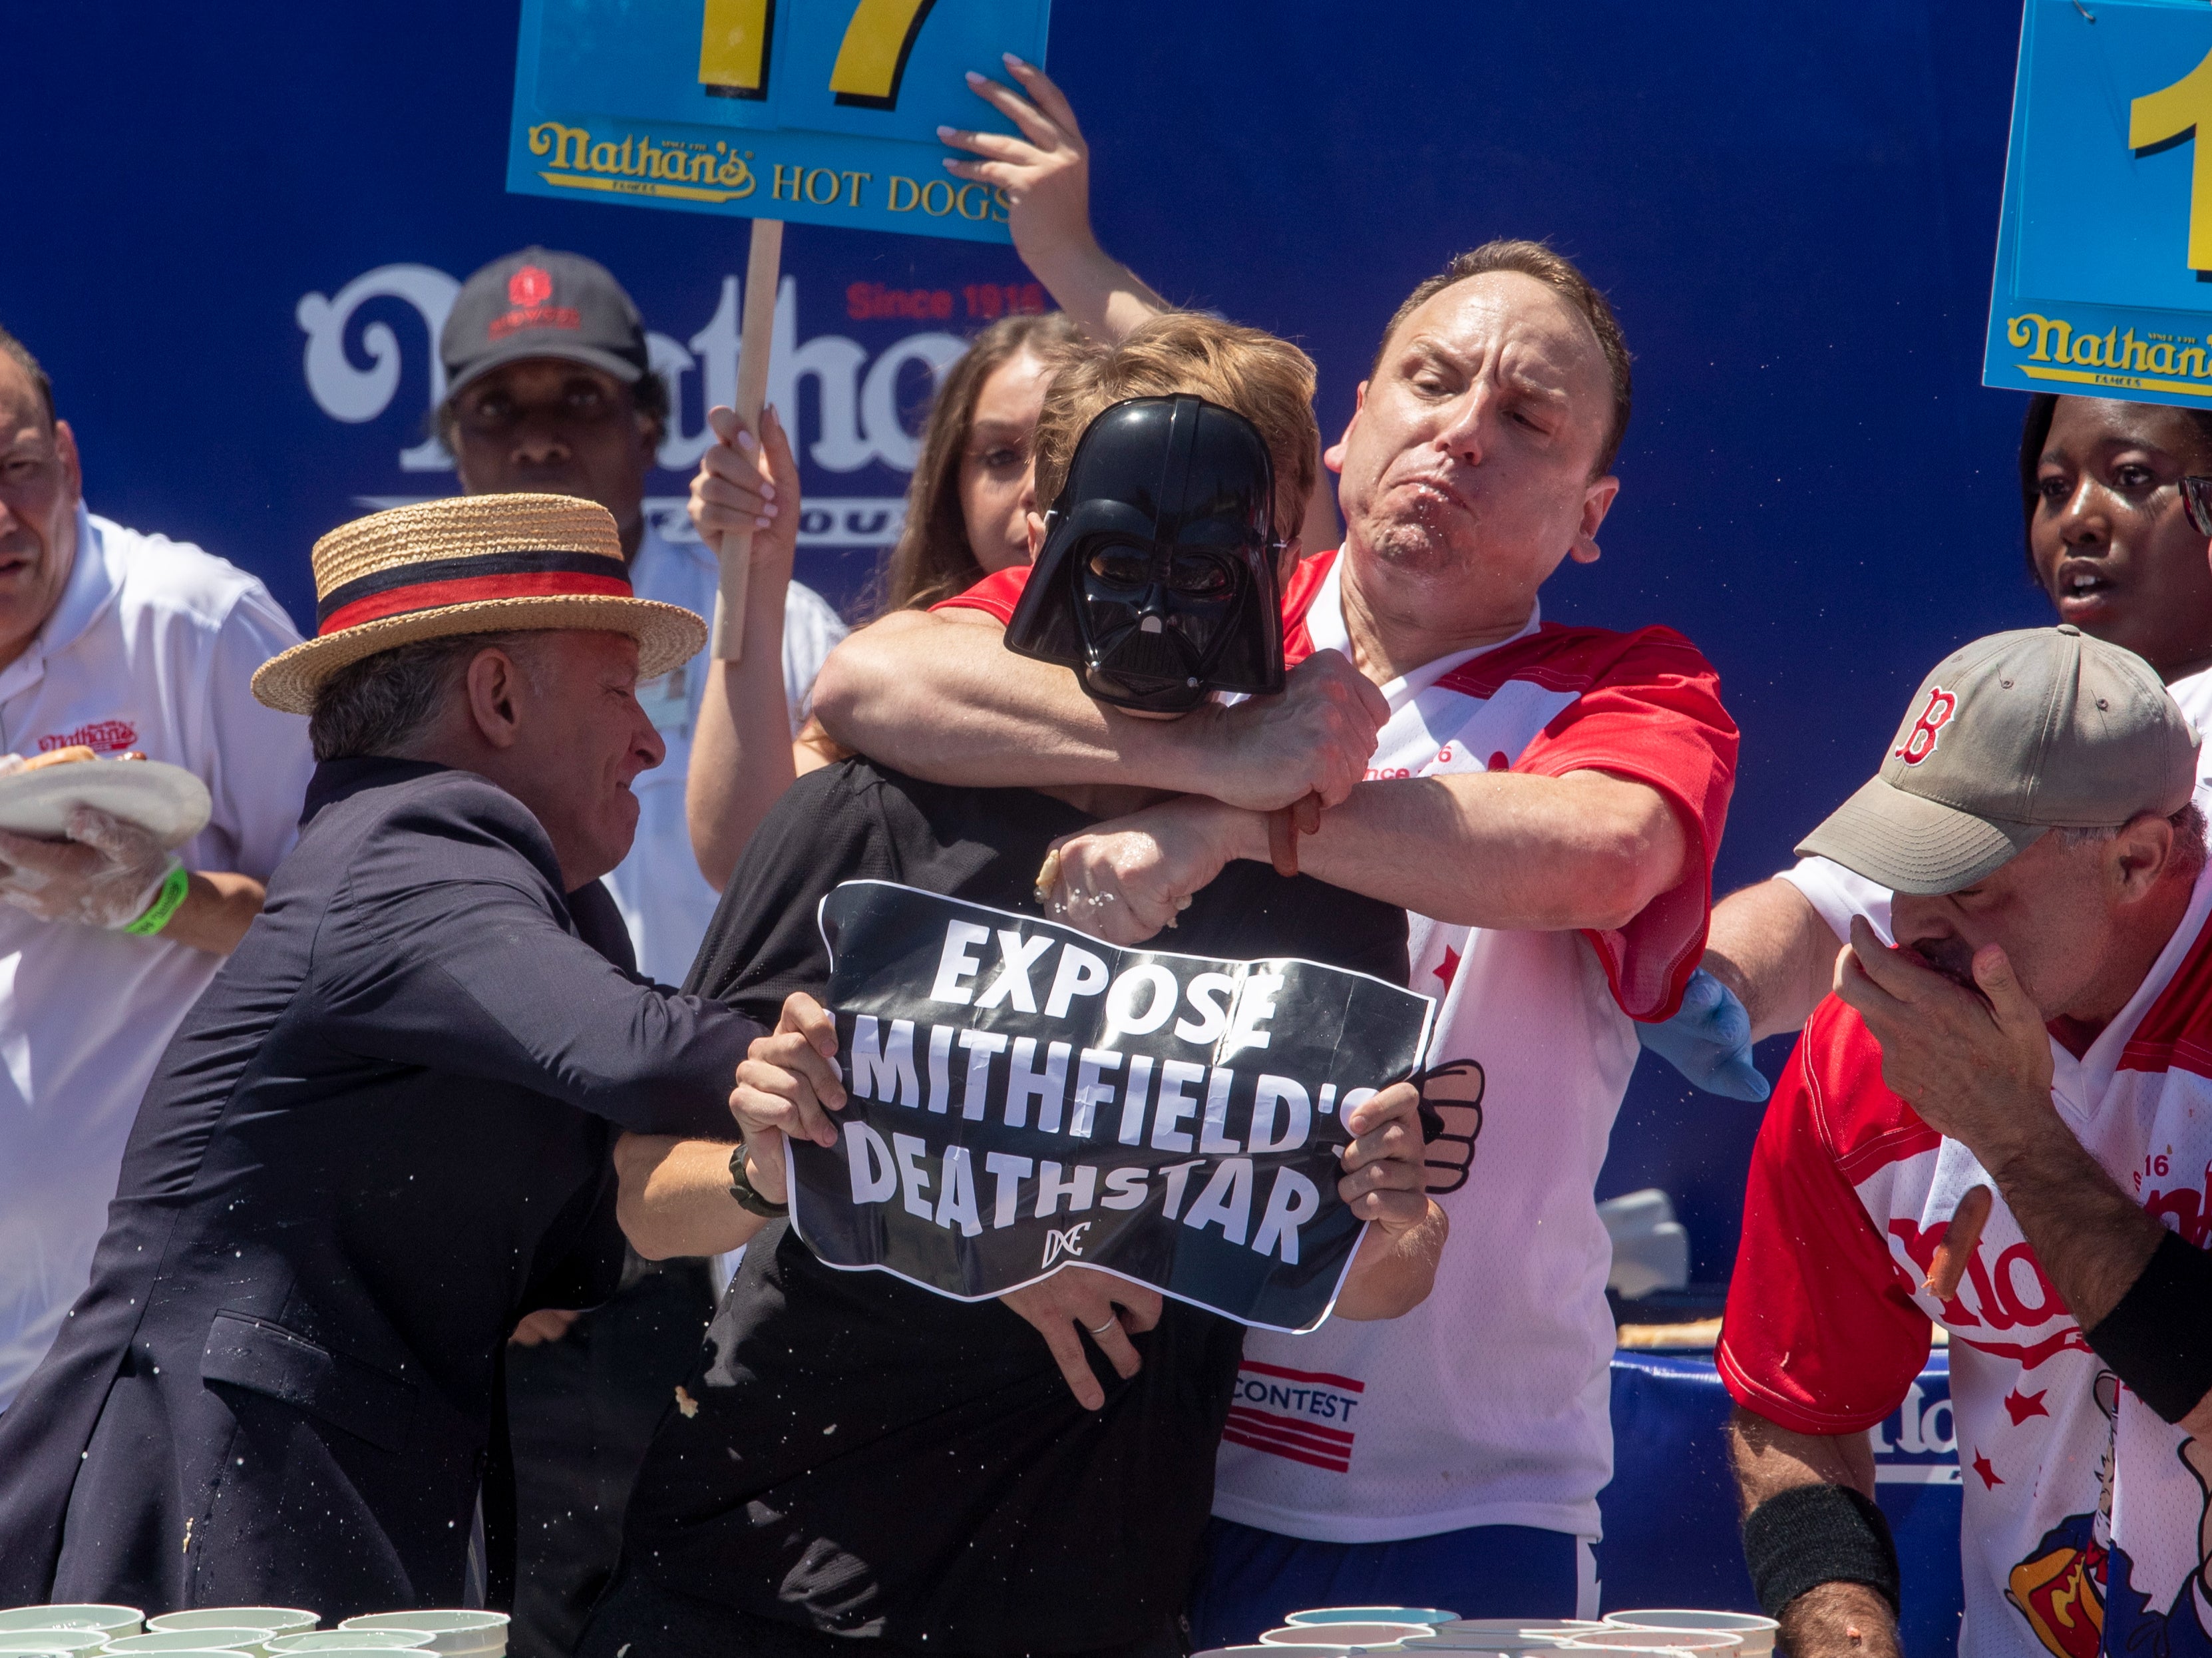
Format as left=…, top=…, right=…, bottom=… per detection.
left=21, top=746, right=96, bottom=771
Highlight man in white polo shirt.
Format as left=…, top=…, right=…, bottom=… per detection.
left=0, top=323, right=313, bottom=1412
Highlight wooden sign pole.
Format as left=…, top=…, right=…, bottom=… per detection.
left=712, top=215, right=785, bottom=661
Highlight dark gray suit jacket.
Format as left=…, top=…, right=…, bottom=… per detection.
left=0, top=757, right=757, bottom=1619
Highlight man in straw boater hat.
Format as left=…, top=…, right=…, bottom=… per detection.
left=0, top=492, right=791, bottom=1619
left=1717, top=626, right=2212, bottom=1658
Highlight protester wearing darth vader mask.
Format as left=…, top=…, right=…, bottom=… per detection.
left=577, top=314, right=1444, bottom=1658
left=1006, top=393, right=1286, bottom=715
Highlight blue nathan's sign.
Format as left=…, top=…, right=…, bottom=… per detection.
left=507, top=0, right=1051, bottom=243
left=1987, top=0, right=2212, bottom=407
left=789, top=882, right=1436, bottom=1333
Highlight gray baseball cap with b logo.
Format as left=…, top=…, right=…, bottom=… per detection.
left=1796, top=625, right=2199, bottom=895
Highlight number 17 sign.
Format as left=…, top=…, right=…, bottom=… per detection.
left=506, top=0, right=1052, bottom=244
left=1986, top=0, right=2212, bottom=407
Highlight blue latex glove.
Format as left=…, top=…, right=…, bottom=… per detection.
left=1638, top=968, right=1770, bottom=1102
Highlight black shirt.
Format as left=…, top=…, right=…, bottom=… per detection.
left=619, top=759, right=1407, bottom=1656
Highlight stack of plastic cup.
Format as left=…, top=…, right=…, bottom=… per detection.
left=1286, top=1611, right=1459, bottom=1631
left=1602, top=1616, right=1776, bottom=1658
left=1421, top=1623, right=1606, bottom=1653
left=1260, top=1625, right=1433, bottom=1650
left=334, top=1616, right=505, bottom=1658
left=106, top=1631, right=277, bottom=1658
left=0, top=1613, right=143, bottom=1645
left=268, top=1637, right=433, bottom=1655
left=0, top=1635, right=114, bottom=1657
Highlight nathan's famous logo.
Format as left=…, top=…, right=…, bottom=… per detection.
left=1894, top=685, right=1956, bottom=767
left=2006, top=313, right=2212, bottom=399
left=526, top=120, right=1011, bottom=226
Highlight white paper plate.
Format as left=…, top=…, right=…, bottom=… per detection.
left=0, top=760, right=211, bottom=849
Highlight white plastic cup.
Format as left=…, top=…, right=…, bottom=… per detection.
left=1288, top=1612, right=1459, bottom=1629
left=0, top=1615, right=142, bottom=1641
left=267, top=1639, right=433, bottom=1654
left=1565, top=1637, right=1742, bottom=1655
left=1603, top=1617, right=1775, bottom=1658
left=104, top=1633, right=274, bottom=1657
left=146, top=1619, right=314, bottom=1641
left=0, top=1635, right=114, bottom=1655
left=1425, top=1625, right=1604, bottom=1652
left=1262, top=1628, right=1425, bottom=1649
left=333, top=1617, right=505, bottom=1657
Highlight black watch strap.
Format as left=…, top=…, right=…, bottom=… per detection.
left=728, top=1143, right=789, bottom=1219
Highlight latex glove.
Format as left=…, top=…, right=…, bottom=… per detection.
left=1637, top=968, right=1770, bottom=1102
left=0, top=804, right=176, bottom=929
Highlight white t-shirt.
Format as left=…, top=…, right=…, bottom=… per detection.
left=602, top=524, right=848, bottom=986
left=1212, top=553, right=1738, bottom=1543
left=1721, top=860, right=2212, bottom=1658
left=0, top=507, right=312, bottom=1410
left=1778, top=664, right=2212, bottom=948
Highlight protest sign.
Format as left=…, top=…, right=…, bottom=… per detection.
left=1985, top=0, right=2212, bottom=408
left=506, top=0, right=1051, bottom=244
left=786, top=881, right=1436, bottom=1334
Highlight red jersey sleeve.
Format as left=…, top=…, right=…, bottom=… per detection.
left=930, top=564, right=1031, bottom=622
left=1716, top=1001, right=1933, bottom=1436
left=1506, top=626, right=1738, bottom=1021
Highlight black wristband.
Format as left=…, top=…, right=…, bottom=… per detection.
left=2081, top=1230, right=2212, bottom=1424
left=728, top=1143, right=789, bottom=1219
left=1741, top=1483, right=1901, bottom=1621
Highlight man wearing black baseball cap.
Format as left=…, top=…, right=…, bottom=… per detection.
left=436, top=247, right=846, bottom=1656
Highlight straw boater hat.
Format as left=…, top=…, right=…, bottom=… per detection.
left=252, top=493, right=707, bottom=714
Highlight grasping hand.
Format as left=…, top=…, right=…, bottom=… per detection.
left=1039, top=795, right=1243, bottom=944
left=1833, top=917, right=2056, bottom=1165
left=686, top=404, right=800, bottom=580
left=729, top=990, right=845, bottom=1207
left=1338, top=1081, right=1433, bottom=1235
left=1204, top=650, right=1387, bottom=811
left=0, top=805, right=175, bottom=930
left=999, top=1264, right=1163, bottom=1412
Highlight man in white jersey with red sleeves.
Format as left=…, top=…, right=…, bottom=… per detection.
left=1720, top=625, right=2212, bottom=1658
left=811, top=229, right=1738, bottom=1630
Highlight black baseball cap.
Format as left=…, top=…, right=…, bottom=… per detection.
left=440, top=247, right=649, bottom=397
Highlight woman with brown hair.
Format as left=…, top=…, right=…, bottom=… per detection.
left=683, top=310, right=1079, bottom=891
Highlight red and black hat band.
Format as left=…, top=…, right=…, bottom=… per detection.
left=316, top=549, right=632, bottom=636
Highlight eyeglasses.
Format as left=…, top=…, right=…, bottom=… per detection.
left=2184, top=475, right=2212, bottom=537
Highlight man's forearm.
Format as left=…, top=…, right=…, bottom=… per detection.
left=1704, top=878, right=1843, bottom=1042
left=1986, top=1114, right=2166, bottom=1331
left=1221, top=771, right=1688, bottom=934
left=614, top=1133, right=766, bottom=1261
left=163, top=871, right=265, bottom=955
left=1334, top=1201, right=1447, bottom=1321
left=1729, top=1410, right=1901, bottom=1658
left=813, top=613, right=1220, bottom=794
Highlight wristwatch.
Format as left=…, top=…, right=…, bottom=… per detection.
left=727, top=1143, right=789, bottom=1219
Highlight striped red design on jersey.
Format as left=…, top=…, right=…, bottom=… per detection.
left=1222, top=1406, right=1356, bottom=1472
left=1224, top=1358, right=1365, bottom=1472
left=2120, top=904, right=2212, bottom=1080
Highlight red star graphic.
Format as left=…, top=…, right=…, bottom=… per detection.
left=1972, top=1448, right=2003, bottom=1489
left=1435, top=944, right=1461, bottom=990
left=2002, top=1388, right=2048, bottom=1426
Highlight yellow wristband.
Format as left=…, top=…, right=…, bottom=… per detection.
left=123, top=862, right=191, bottom=937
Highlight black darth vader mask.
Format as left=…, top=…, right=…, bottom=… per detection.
left=1004, top=394, right=1285, bottom=714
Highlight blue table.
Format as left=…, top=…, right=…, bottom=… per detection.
left=1602, top=1350, right=1962, bottom=1655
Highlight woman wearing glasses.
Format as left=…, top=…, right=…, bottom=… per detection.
left=1694, top=393, right=2212, bottom=1050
